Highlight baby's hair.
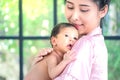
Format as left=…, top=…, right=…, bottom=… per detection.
left=50, top=23, right=75, bottom=38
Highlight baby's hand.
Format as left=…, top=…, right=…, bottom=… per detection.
left=32, top=48, right=53, bottom=65
left=63, top=50, right=76, bottom=64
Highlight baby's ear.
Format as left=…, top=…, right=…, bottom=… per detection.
left=51, top=36, right=57, bottom=46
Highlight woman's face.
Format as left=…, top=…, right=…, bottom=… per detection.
left=65, top=0, right=108, bottom=36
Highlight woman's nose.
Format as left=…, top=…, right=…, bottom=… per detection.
left=71, top=10, right=80, bottom=22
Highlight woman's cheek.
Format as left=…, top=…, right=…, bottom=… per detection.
left=65, top=9, right=72, bottom=19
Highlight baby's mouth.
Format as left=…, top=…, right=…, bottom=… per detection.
left=67, top=44, right=73, bottom=49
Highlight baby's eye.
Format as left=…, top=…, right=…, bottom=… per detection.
left=74, top=37, right=78, bottom=40
left=65, top=34, right=68, bottom=37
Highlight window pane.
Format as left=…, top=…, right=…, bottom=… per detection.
left=23, top=0, right=54, bottom=36
left=57, top=0, right=67, bottom=23
left=23, top=40, right=51, bottom=76
left=0, top=0, right=19, bottom=36
left=0, top=40, right=19, bottom=80
left=103, top=1, right=120, bottom=36
left=105, top=40, right=120, bottom=80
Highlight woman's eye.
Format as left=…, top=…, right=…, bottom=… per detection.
left=66, top=4, right=74, bottom=10
left=68, top=6, right=74, bottom=9
left=81, top=9, right=89, bottom=12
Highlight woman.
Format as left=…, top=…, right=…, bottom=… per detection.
left=33, top=0, right=110, bottom=80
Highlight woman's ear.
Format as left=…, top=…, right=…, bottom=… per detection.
left=99, top=5, right=108, bottom=18
left=51, top=36, right=57, bottom=46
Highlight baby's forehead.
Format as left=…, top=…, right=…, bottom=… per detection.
left=59, top=27, right=70, bottom=32
left=59, top=27, right=78, bottom=34
left=60, top=26, right=76, bottom=30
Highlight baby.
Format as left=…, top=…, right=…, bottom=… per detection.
left=24, top=23, right=79, bottom=80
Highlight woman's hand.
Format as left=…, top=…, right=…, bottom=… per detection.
left=32, top=48, right=53, bottom=65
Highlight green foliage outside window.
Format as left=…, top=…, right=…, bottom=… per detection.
left=0, top=0, right=19, bottom=36
left=23, top=0, right=54, bottom=36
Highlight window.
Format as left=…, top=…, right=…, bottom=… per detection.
left=0, top=0, right=120, bottom=80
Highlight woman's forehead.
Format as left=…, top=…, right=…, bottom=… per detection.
left=66, top=0, right=96, bottom=6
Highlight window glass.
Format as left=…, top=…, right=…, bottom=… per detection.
left=0, top=0, right=19, bottom=36
left=23, top=40, right=51, bottom=75
left=0, top=40, right=19, bottom=80
left=105, top=40, right=120, bottom=80
left=103, top=1, right=120, bottom=36
left=23, top=0, right=54, bottom=36
left=57, top=0, right=67, bottom=23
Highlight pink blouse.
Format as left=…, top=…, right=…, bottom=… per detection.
left=54, top=27, right=108, bottom=80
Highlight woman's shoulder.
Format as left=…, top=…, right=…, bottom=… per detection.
left=75, top=35, right=94, bottom=45
left=72, top=35, right=96, bottom=52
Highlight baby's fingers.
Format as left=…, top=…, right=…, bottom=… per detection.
left=65, top=50, right=76, bottom=61
left=67, top=50, right=76, bottom=57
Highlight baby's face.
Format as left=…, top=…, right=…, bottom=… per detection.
left=54, top=27, right=78, bottom=53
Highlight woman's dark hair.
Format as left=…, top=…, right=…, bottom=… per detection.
left=93, top=0, right=111, bottom=9
left=93, top=0, right=111, bottom=28
left=50, top=23, right=75, bottom=38
left=64, top=0, right=111, bottom=9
